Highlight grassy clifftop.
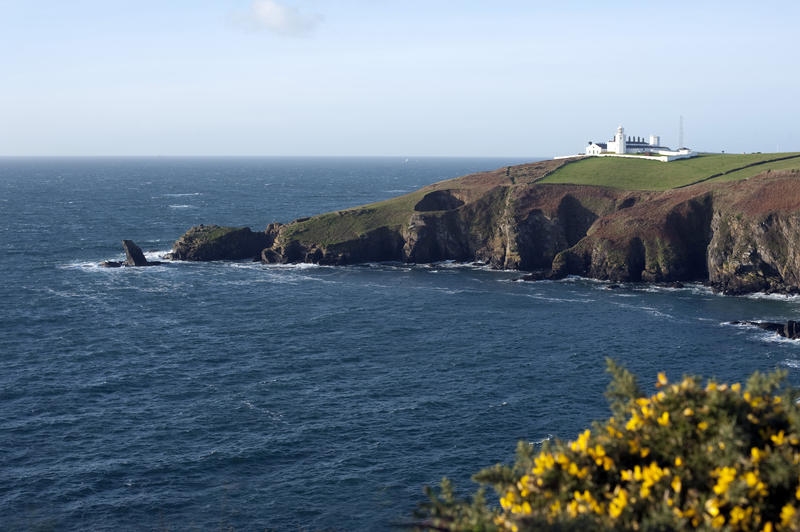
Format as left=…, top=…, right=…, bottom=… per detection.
left=279, top=159, right=569, bottom=247
left=540, top=152, right=800, bottom=190
left=279, top=153, right=800, bottom=249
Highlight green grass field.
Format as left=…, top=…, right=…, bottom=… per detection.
left=540, top=153, right=800, bottom=190
left=280, top=188, right=427, bottom=246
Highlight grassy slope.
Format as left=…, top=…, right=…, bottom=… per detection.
left=707, top=156, right=800, bottom=183
left=280, top=190, right=426, bottom=246
left=277, top=161, right=564, bottom=247
left=540, top=153, right=800, bottom=190
left=275, top=154, right=800, bottom=249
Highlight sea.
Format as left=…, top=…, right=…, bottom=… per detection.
left=2, top=156, right=800, bottom=531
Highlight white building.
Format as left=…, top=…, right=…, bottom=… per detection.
left=582, top=125, right=695, bottom=162
left=587, top=126, right=667, bottom=155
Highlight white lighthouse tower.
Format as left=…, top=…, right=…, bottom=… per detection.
left=614, top=125, right=626, bottom=154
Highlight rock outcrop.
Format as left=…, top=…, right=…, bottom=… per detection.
left=123, top=240, right=149, bottom=266
left=167, top=160, right=800, bottom=295
left=101, top=240, right=163, bottom=267
left=168, top=224, right=278, bottom=261
left=731, top=320, right=800, bottom=339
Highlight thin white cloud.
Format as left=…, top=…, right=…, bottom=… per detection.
left=243, top=0, right=322, bottom=37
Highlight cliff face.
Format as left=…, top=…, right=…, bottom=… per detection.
left=706, top=177, right=800, bottom=294
left=168, top=162, right=800, bottom=294
left=550, top=171, right=800, bottom=293
left=168, top=225, right=278, bottom=261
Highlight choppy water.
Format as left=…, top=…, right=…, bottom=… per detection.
left=2, top=157, right=800, bottom=531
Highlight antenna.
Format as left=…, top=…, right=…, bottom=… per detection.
left=678, top=115, right=684, bottom=149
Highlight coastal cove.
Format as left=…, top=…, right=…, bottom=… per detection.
left=3, top=157, right=800, bottom=531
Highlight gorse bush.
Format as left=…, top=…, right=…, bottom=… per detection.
left=416, top=360, right=800, bottom=532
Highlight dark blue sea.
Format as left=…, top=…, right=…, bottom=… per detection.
left=3, top=157, right=800, bottom=531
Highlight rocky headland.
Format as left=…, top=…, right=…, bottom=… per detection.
left=167, top=158, right=800, bottom=295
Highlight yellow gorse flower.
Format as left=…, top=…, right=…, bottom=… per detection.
left=626, top=413, right=643, bottom=431
left=712, top=466, right=736, bottom=496
left=608, top=488, right=628, bottom=519
left=705, top=497, right=720, bottom=517
left=752, top=447, right=765, bottom=464
left=483, top=368, right=800, bottom=532
left=730, top=505, right=749, bottom=526
left=781, top=504, right=796, bottom=526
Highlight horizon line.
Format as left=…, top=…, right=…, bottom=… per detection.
left=0, top=154, right=544, bottom=159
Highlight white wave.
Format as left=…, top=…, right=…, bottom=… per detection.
left=782, top=359, right=800, bottom=369
left=721, top=321, right=755, bottom=330
left=262, top=262, right=322, bottom=270
left=360, top=263, right=413, bottom=272
left=531, top=434, right=554, bottom=445
left=512, top=291, right=594, bottom=303
left=241, top=400, right=284, bottom=420
left=745, top=292, right=800, bottom=302
left=431, top=260, right=493, bottom=270
left=428, top=287, right=467, bottom=295
left=687, top=285, right=715, bottom=296
left=61, top=249, right=174, bottom=271
left=531, top=294, right=594, bottom=303
left=722, top=322, right=800, bottom=345
left=163, top=192, right=201, bottom=197
left=610, top=301, right=674, bottom=319
left=60, top=261, right=107, bottom=271
left=762, top=335, right=800, bottom=345
left=168, top=204, right=196, bottom=209
left=559, top=275, right=609, bottom=283
left=225, top=262, right=268, bottom=269
left=144, top=250, right=173, bottom=261
left=638, top=286, right=683, bottom=293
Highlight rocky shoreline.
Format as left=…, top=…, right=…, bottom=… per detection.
left=163, top=161, right=800, bottom=297
left=730, top=320, right=800, bottom=340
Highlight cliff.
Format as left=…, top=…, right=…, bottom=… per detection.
left=169, top=157, right=800, bottom=295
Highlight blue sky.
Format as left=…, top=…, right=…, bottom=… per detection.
left=1, top=1, right=797, bottom=156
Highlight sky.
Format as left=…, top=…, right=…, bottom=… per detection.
left=1, top=0, right=798, bottom=157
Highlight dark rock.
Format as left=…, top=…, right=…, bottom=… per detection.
left=666, top=281, right=685, bottom=289
left=100, top=240, right=163, bottom=267
left=730, top=320, right=800, bottom=339
left=261, top=248, right=283, bottom=264
left=123, top=240, right=149, bottom=266
left=606, top=284, right=621, bottom=290
left=169, top=225, right=276, bottom=261
left=519, top=270, right=566, bottom=282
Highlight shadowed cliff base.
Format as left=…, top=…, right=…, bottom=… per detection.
left=169, top=156, right=800, bottom=295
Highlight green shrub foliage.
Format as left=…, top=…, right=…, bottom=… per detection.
left=416, top=360, right=800, bottom=532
